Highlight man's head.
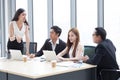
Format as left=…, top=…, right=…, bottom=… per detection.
left=50, top=26, right=62, bottom=40
left=92, top=27, right=107, bottom=44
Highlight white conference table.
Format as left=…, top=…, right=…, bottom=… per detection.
left=0, top=57, right=97, bottom=80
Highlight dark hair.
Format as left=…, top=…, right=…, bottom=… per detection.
left=12, top=8, right=29, bottom=25
left=51, top=26, right=62, bottom=37
left=95, top=27, right=107, bottom=40
left=67, top=28, right=80, bottom=57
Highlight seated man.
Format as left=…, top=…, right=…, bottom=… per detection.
left=83, top=27, right=119, bottom=80
left=30, top=26, right=68, bottom=58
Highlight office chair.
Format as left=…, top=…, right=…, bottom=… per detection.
left=84, top=46, right=95, bottom=59
left=23, top=42, right=37, bottom=54
left=100, top=69, right=120, bottom=80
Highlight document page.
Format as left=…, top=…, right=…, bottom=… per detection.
left=57, top=61, right=82, bottom=68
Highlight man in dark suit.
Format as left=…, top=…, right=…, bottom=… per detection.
left=83, top=27, right=119, bottom=80
left=30, top=26, right=68, bottom=58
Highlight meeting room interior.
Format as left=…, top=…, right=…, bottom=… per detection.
left=0, top=0, right=120, bottom=80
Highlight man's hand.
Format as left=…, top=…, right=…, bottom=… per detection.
left=29, top=54, right=35, bottom=58
left=82, top=55, right=89, bottom=62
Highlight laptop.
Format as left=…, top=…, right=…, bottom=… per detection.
left=9, top=49, right=23, bottom=60
left=43, top=50, right=57, bottom=62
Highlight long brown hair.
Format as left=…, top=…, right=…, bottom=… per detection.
left=12, top=8, right=29, bottom=26
left=66, top=28, right=80, bottom=57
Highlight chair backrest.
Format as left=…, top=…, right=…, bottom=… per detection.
left=23, top=42, right=37, bottom=54
left=84, top=46, right=95, bottom=59
left=100, top=69, right=120, bottom=80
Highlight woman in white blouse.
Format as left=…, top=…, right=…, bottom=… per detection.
left=7, top=8, right=30, bottom=55
left=57, top=28, right=84, bottom=62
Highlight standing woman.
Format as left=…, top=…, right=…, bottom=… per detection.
left=57, top=28, right=84, bottom=62
left=7, top=8, right=30, bottom=55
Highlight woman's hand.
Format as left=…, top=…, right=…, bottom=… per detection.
left=26, top=52, right=30, bottom=56
left=16, top=35, right=22, bottom=43
left=10, top=36, right=15, bottom=41
left=57, top=56, right=63, bottom=61
left=58, top=57, right=64, bottom=60
left=57, top=56, right=69, bottom=61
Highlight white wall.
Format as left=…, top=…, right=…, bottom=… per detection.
left=53, top=0, right=70, bottom=42
left=104, top=0, right=120, bottom=65
left=33, top=0, right=48, bottom=51
left=77, top=0, right=97, bottom=46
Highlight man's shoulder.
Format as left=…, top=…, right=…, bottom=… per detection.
left=45, top=38, right=50, bottom=42
left=100, top=39, right=113, bottom=47
left=96, top=41, right=106, bottom=49
left=97, top=39, right=115, bottom=50
left=43, top=39, right=51, bottom=44
left=59, top=39, right=66, bottom=44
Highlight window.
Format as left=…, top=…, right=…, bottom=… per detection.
left=77, top=0, right=97, bottom=46
left=16, top=0, right=28, bottom=42
left=104, top=0, right=120, bottom=65
left=0, top=27, right=1, bottom=56
left=53, top=0, right=70, bottom=42
left=33, top=0, right=47, bottom=50
left=16, top=0, right=28, bottom=18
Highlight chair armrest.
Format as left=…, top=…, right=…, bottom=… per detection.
left=101, top=69, right=120, bottom=72
left=100, top=69, right=120, bottom=80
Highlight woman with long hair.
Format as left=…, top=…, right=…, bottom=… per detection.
left=7, top=8, right=30, bottom=55
left=57, top=28, right=84, bottom=62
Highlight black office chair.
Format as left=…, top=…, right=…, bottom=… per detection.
left=23, top=42, right=37, bottom=54
left=100, top=69, right=120, bottom=80
left=84, top=46, right=95, bottom=59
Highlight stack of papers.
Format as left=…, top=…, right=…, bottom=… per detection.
left=57, top=61, right=82, bottom=68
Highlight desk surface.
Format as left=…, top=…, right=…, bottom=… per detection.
left=0, top=58, right=96, bottom=79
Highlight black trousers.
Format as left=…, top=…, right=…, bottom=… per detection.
left=7, top=39, right=23, bottom=54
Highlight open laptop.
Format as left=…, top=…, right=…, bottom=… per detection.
left=9, top=49, right=23, bottom=60
left=43, top=50, right=57, bottom=62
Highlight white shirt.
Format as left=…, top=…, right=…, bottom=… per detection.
left=69, top=46, right=74, bottom=58
left=68, top=43, right=84, bottom=58
left=10, top=21, right=26, bottom=38
left=49, top=38, right=59, bottom=51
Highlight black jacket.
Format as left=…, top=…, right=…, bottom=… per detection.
left=35, top=38, right=68, bottom=58
left=86, top=39, right=119, bottom=80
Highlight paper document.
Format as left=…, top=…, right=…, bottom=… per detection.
left=57, top=61, right=82, bottom=68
